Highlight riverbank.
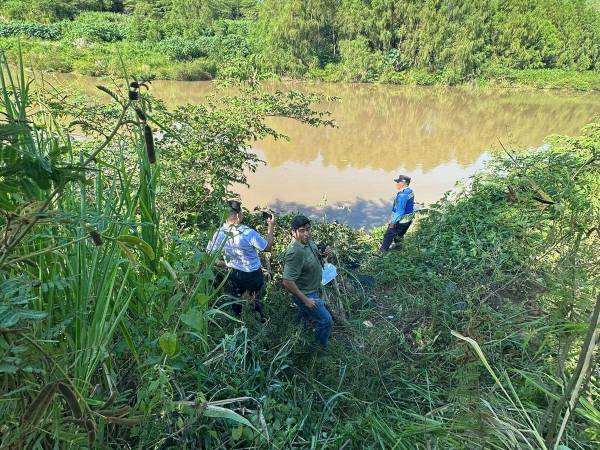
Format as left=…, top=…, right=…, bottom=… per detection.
left=2, top=55, right=598, bottom=448
left=193, top=122, right=600, bottom=447
left=3, top=36, right=600, bottom=91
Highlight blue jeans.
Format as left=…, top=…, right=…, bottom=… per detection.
left=293, top=292, right=332, bottom=349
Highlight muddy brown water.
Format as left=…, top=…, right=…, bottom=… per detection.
left=49, top=73, right=600, bottom=228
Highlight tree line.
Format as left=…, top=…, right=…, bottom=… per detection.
left=1, top=0, right=599, bottom=82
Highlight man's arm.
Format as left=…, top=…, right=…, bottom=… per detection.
left=282, top=279, right=317, bottom=310
left=263, top=216, right=276, bottom=252
left=249, top=216, right=276, bottom=253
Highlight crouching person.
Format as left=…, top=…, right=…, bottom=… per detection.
left=207, top=200, right=275, bottom=322
left=281, top=215, right=332, bottom=349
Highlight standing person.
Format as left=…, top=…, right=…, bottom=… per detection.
left=206, top=200, right=275, bottom=322
left=380, top=175, right=414, bottom=252
left=281, top=215, right=332, bottom=349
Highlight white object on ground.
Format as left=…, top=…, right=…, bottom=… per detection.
left=321, top=262, right=338, bottom=285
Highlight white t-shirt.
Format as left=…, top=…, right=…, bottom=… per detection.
left=206, top=224, right=268, bottom=272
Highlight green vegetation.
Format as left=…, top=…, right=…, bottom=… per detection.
left=1, top=53, right=599, bottom=448
left=1, top=0, right=600, bottom=87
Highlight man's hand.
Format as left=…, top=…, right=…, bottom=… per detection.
left=264, top=214, right=276, bottom=252
left=282, top=279, right=317, bottom=310
left=303, top=297, right=317, bottom=310
left=388, top=223, right=396, bottom=229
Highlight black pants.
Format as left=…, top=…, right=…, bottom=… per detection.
left=380, top=221, right=412, bottom=251
left=228, top=268, right=266, bottom=320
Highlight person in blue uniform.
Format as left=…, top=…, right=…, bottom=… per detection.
left=380, top=175, right=414, bottom=252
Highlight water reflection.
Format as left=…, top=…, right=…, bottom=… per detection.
left=50, top=73, right=600, bottom=227
left=242, top=151, right=490, bottom=228
left=257, top=84, right=599, bottom=172
left=243, top=84, right=598, bottom=226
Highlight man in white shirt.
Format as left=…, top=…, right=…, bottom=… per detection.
left=207, top=200, right=275, bottom=322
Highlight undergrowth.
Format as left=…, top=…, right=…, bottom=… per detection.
left=0, top=53, right=598, bottom=449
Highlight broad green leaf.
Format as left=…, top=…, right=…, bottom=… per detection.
left=158, top=331, right=177, bottom=356
left=116, top=241, right=138, bottom=266
left=195, top=293, right=209, bottom=306
left=231, top=425, right=243, bottom=441
left=160, top=259, right=177, bottom=281
left=0, top=309, right=47, bottom=328
left=0, top=364, right=19, bottom=374
left=181, top=308, right=205, bottom=333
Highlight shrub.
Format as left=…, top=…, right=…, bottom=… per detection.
left=211, top=33, right=250, bottom=62
left=127, top=14, right=164, bottom=42
left=167, top=59, right=216, bottom=81
left=337, top=37, right=384, bottom=82
left=0, top=21, right=62, bottom=40
left=158, top=35, right=212, bottom=61
left=0, top=0, right=77, bottom=22
left=62, top=12, right=129, bottom=43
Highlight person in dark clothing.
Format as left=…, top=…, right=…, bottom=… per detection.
left=206, top=200, right=275, bottom=322
left=380, top=175, right=415, bottom=252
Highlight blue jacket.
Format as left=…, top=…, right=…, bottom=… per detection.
left=390, top=187, right=414, bottom=224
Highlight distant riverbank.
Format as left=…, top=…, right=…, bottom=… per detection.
left=3, top=37, right=600, bottom=91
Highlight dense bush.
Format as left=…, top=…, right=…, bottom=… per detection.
left=2, top=0, right=600, bottom=85
left=166, top=58, right=217, bottom=80
left=0, top=0, right=113, bottom=22
left=158, top=35, right=212, bottom=61
left=337, top=37, right=385, bottom=82
left=256, top=0, right=600, bottom=80
left=62, top=11, right=129, bottom=42
left=0, top=21, right=62, bottom=40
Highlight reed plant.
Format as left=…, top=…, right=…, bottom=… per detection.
left=0, top=52, right=255, bottom=448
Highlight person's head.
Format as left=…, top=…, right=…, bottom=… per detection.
left=290, top=214, right=311, bottom=244
left=226, top=199, right=243, bottom=224
left=394, top=174, right=411, bottom=190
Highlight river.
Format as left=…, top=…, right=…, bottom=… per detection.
left=50, top=73, right=600, bottom=228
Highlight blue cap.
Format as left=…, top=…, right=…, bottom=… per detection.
left=394, top=175, right=411, bottom=183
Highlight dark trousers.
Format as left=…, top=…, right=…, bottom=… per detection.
left=380, top=221, right=412, bottom=252
left=228, top=268, right=266, bottom=320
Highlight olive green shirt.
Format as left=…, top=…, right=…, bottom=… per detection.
left=282, top=239, right=322, bottom=294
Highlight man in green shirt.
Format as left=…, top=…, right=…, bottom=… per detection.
left=282, top=215, right=332, bottom=348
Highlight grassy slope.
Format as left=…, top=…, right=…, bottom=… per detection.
left=187, top=127, right=599, bottom=448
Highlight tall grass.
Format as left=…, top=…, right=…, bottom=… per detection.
left=0, top=53, right=252, bottom=448
left=2, top=48, right=598, bottom=448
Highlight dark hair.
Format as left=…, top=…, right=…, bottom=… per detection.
left=290, top=214, right=311, bottom=230
left=227, top=199, right=242, bottom=214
